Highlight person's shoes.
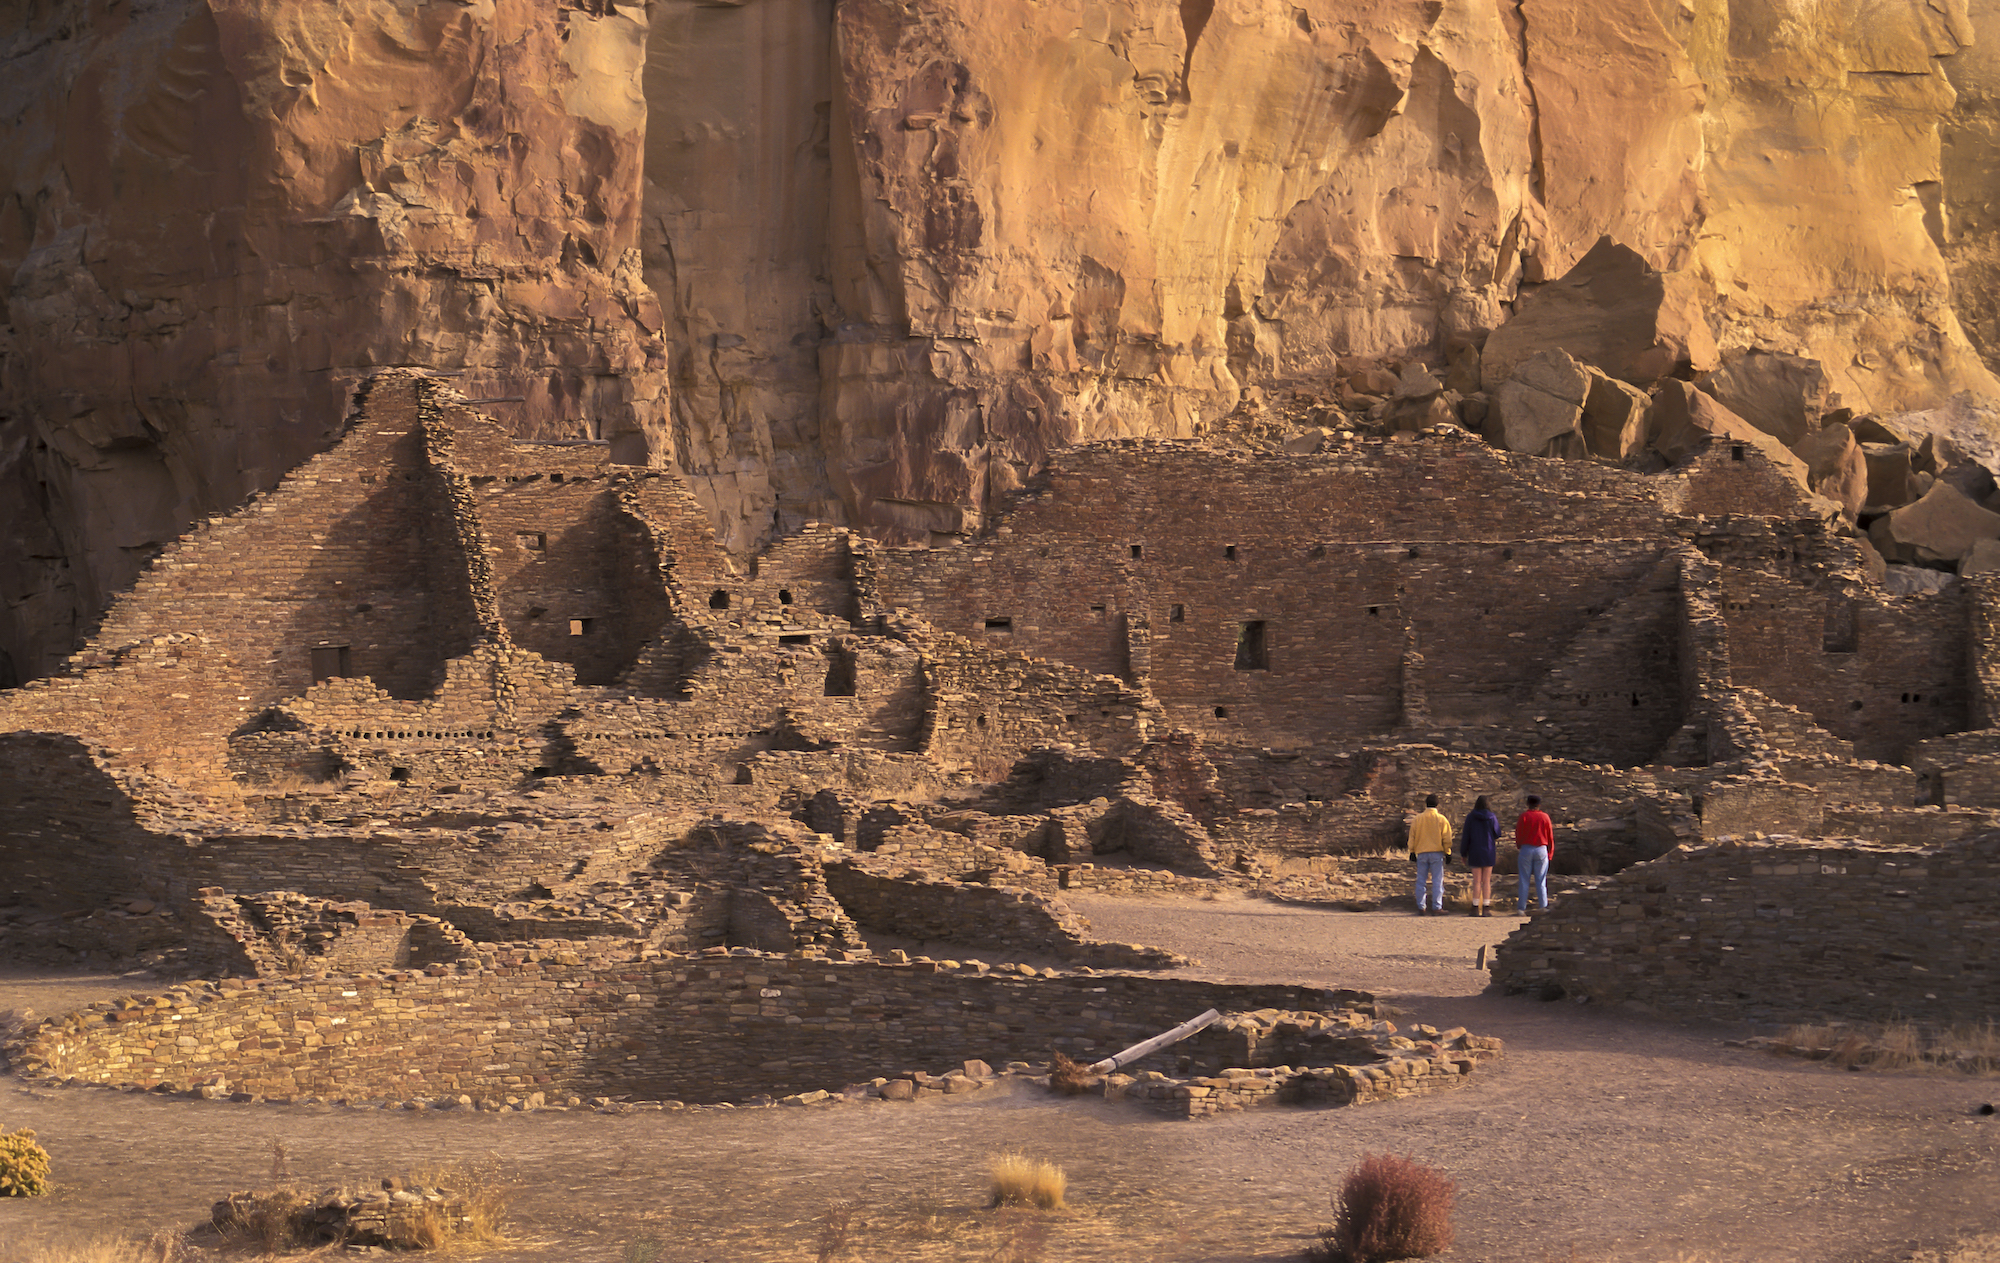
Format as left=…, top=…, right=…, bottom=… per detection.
left=1467, top=906, right=1479, bottom=917
left=1480, top=906, right=1490, bottom=917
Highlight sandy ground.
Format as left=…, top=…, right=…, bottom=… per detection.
left=1, top=890, right=1996, bottom=1262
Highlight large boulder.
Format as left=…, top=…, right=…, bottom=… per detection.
left=1492, top=350, right=1590, bottom=455
left=1694, top=351, right=1828, bottom=448
left=1480, top=239, right=1719, bottom=391
left=1792, top=422, right=1868, bottom=520
left=1861, top=443, right=1921, bottom=509
left=1867, top=482, right=2000, bottom=567
left=1580, top=371, right=1650, bottom=460
left=1647, top=380, right=1807, bottom=480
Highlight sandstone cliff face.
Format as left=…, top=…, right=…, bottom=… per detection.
left=5, top=0, right=2000, bottom=680
left=0, top=0, right=668, bottom=682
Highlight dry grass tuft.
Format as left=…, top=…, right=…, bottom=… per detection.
left=989, top=1151, right=1067, bottom=1211
left=409, top=1159, right=513, bottom=1248
left=1773, top=1019, right=2000, bottom=1075
left=1321, top=1152, right=1455, bottom=1263
left=814, top=1198, right=855, bottom=1263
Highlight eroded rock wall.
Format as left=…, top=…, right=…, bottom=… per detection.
left=0, top=0, right=669, bottom=682
left=8, top=0, right=2000, bottom=681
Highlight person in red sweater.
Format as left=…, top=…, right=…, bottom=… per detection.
left=1515, top=794, right=1554, bottom=914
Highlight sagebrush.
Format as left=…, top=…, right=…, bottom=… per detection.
left=1322, top=1152, right=1454, bottom=1263
left=0, top=1127, right=52, bottom=1197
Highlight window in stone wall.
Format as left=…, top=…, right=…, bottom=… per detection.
left=1089, top=604, right=1106, bottom=620
left=570, top=618, right=593, bottom=636
left=1130, top=544, right=1143, bottom=559
left=1224, top=545, right=1238, bottom=560
left=310, top=645, right=351, bottom=683
left=1731, top=444, right=1746, bottom=461
left=518, top=532, right=546, bottom=551
left=779, top=589, right=793, bottom=605
left=823, top=647, right=857, bottom=697
left=1234, top=621, right=1269, bottom=671
left=1169, top=604, right=1185, bottom=622
left=984, top=617, right=1013, bottom=634
left=1822, top=594, right=1858, bottom=654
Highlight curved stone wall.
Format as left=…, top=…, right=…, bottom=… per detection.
left=9, top=952, right=1363, bottom=1105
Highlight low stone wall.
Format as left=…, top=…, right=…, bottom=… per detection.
left=1822, top=806, right=2000, bottom=848
left=11, top=953, right=1362, bottom=1105
left=1491, top=834, right=2000, bottom=1024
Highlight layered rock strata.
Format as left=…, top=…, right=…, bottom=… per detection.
left=9, top=0, right=2000, bottom=679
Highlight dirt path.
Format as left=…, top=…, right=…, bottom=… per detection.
left=3, top=894, right=1996, bottom=1262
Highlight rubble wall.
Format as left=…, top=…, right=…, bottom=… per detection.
left=14, top=956, right=1352, bottom=1105
left=1491, top=836, right=2000, bottom=1024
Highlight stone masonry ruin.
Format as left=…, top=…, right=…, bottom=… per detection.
left=7, top=365, right=2000, bottom=1105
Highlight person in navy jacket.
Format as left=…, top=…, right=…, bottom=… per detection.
left=1458, top=795, right=1501, bottom=917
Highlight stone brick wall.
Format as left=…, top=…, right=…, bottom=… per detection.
left=1491, top=834, right=2000, bottom=1024
left=11, top=955, right=1363, bottom=1105
left=874, top=435, right=1684, bottom=753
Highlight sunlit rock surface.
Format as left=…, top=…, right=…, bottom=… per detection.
left=6, top=0, right=2000, bottom=680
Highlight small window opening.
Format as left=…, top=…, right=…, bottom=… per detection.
left=518, top=532, right=546, bottom=551
left=1089, top=604, right=1106, bottom=619
left=525, top=605, right=547, bottom=620
left=1730, top=444, right=1746, bottom=461
left=355, top=603, right=372, bottom=613
left=1213, top=705, right=1229, bottom=719
left=1234, top=620, right=1269, bottom=671
left=1850, top=700, right=1864, bottom=711
left=1823, top=594, right=1858, bottom=654
left=1169, top=604, right=1186, bottom=623
left=530, top=766, right=552, bottom=778
left=1407, top=546, right=1422, bottom=559
left=778, top=589, right=793, bottom=605
left=1631, top=692, right=1641, bottom=707
left=569, top=618, right=592, bottom=636
left=1503, top=548, right=1514, bottom=561
left=779, top=634, right=812, bottom=646
left=550, top=472, right=564, bottom=483
left=1224, top=545, right=1237, bottom=560
left=975, top=714, right=988, bottom=728
left=388, top=767, right=410, bottom=782
left=709, top=589, right=730, bottom=610
left=823, top=649, right=857, bottom=697
left=1367, top=606, right=1381, bottom=617
left=983, top=617, right=1013, bottom=633
left=1130, top=544, right=1143, bottom=559
left=310, top=646, right=351, bottom=683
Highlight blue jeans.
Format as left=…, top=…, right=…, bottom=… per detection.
left=1414, top=852, right=1446, bottom=911
left=1518, top=847, right=1550, bottom=911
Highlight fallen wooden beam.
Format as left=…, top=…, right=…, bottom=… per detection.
left=1087, top=1008, right=1222, bottom=1074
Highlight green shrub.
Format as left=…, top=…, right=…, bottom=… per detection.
left=0, top=1127, right=52, bottom=1197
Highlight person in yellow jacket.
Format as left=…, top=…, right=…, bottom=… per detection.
left=1407, top=794, right=1452, bottom=915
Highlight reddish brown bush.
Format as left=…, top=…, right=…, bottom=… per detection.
left=1048, top=1050, right=1094, bottom=1096
left=1322, top=1152, right=1455, bottom=1263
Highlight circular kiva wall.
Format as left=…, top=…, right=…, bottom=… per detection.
left=11, top=954, right=1361, bottom=1104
